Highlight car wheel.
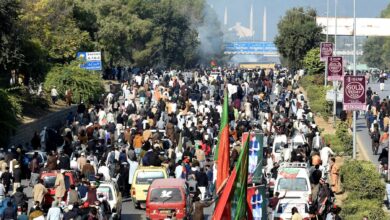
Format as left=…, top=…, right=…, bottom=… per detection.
left=133, top=201, right=140, bottom=209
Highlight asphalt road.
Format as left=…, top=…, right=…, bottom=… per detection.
left=356, top=80, right=390, bottom=165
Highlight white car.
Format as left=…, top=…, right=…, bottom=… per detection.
left=274, top=162, right=312, bottom=203
left=289, top=133, right=307, bottom=150
left=273, top=198, right=310, bottom=220
left=272, top=134, right=288, bottom=163
left=97, top=181, right=122, bottom=219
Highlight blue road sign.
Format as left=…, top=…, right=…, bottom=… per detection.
left=76, top=52, right=102, bottom=71
left=224, top=42, right=278, bottom=55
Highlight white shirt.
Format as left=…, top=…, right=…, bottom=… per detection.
left=51, top=88, right=58, bottom=97
left=175, top=165, right=183, bottom=179
left=47, top=207, right=62, bottom=220
left=98, top=165, right=111, bottom=180
left=320, top=146, right=335, bottom=167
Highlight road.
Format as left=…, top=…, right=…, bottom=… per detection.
left=356, top=79, right=390, bottom=165
left=22, top=179, right=213, bottom=219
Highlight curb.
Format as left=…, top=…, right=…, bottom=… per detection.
left=356, top=132, right=370, bottom=161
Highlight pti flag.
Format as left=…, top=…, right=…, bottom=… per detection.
left=231, top=134, right=250, bottom=220
left=247, top=185, right=267, bottom=220
left=242, top=132, right=264, bottom=184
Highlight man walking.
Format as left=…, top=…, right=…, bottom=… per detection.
left=33, top=179, right=48, bottom=205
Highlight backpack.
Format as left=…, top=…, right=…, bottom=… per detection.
left=372, top=132, right=380, bottom=142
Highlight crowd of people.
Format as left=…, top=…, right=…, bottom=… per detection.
left=2, top=67, right=348, bottom=220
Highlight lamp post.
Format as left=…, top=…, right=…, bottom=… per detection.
left=333, top=0, right=338, bottom=128
left=325, top=0, right=329, bottom=87
left=352, top=0, right=357, bottom=159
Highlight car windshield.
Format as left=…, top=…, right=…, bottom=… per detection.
left=277, top=202, right=308, bottom=214
left=136, top=171, right=165, bottom=184
left=97, top=186, right=113, bottom=200
left=150, top=188, right=183, bottom=203
left=274, top=142, right=285, bottom=153
left=43, top=175, right=71, bottom=189
left=277, top=178, right=308, bottom=191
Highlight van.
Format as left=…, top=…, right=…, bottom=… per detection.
left=274, top=162, right=312, bottom=203
left=97, top=181, right=122, bottom=219
left=146, top=178, right=191, bottom=220
left=131, top=166, right=168, bottom=209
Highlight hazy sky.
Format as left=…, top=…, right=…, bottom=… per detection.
left=207, top=0, right=389, bottom=41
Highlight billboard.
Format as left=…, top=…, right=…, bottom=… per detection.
left=320, top=42, right=333, bottom=61
left=316, top=17, right=390, bottom=36
left=76, top=52, right=102, bottom=71
left=327, top=56, right=343, bottom=81
left=242, top=132, right=264, bottom=184
left=224, top=42, right=278, bottom=55
left=247, top=185, right=267, bottom=220
left=343, top=75, right=366, bottom=111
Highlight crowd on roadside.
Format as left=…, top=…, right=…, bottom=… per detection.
left=2, top=67, right=345, bottom=220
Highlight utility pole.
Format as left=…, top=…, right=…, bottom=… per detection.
left=325, top=0, right=329, bottom=87
left=352, top=0, right=357, bottom=159
left=333, top=0, right=338, bottom=128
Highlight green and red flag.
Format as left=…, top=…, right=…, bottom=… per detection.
left=213, top=131, right=250, bottom=220
left=231, top=134, right=250, bottom=220
left=215, top=88, right=230, bottom=192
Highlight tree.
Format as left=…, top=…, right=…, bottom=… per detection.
left=20, top=0, right=92, bottom=63
left=274, top=7, right=324, bottom=70
left=362, top=2, right=390, bottom=69
left=44, top=61, right=104, bottom=103
left=303, top=48, right=325, bottom=75
left=362, top=37, right=385, bottom=69
left=0, top=0, right=24, bottom=74
left=0, top=89, right=22, bottom=145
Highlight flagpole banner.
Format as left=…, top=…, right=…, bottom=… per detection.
left=343, top=75, right=366, bottom=111
left=320, top=42, right=333, bottom=61
left=247, top=185, right=267, bottom=220
left=327, top=56, right=343, bottom=81
left=242, top=132, right=264, bottom=184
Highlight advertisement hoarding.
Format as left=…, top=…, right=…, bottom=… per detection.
left=327, top=56, right=343, bottom=81
left=320, top=42, right=333, bottom=61
left=76, top=52, right=102, bottom=71
left=343, top=75, right=366, bottom=111
left=242, top=132, right=264, bottom=184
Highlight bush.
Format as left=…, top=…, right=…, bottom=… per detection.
left=303, top=48, right=325, bottom=75
left=44, top=61, right=105, bottom=103
left=323, top=134, right=344, bottom=154
left=340, top=160, right=385, bottom=201
left=341, top=198, right=386, bottom=220
left=336, top=122, right=352, bottom=155
left=0, top=89, right=22, bottom=145
left=299, top=75, right=331, bottom=120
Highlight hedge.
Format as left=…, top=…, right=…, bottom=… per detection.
left=341, top=199, right=386, bottom=220
left=299, top=75, right=331, bottom=120
left=340, top=160, right=384, bottom=201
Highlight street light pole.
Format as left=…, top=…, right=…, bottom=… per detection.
left=325, top=0, right=329, bottom=87
left=333, top=0, right=338, bottom=128
left=352, top=0, right=357, bottom=159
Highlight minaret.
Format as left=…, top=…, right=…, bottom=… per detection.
left=263, top=7, right=267, bottom=41
left=224, top=6, right=228, bottom=26
left=250, top=4, right=253, bottom=35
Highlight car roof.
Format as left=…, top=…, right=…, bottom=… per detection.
left=136, top=166, right=166, bottom=171
left=277, top=167, right=308, bottom=178
left=40, top=170, right=75, bottom=176
left=278, top=198, right=308, bottom=204
left=150, top=178, right=185, bottom=188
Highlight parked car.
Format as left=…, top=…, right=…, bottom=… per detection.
left=97, top=180, right=122, bottom=219
left=274, top=162, right=312, bottom=203
left=273, top=198, right=310, bottom=220
left=131, top=166, right=168, bottom=209
left=39, top=170, right=77, bottom=211
left=23, top=151, right=47, bottom=167
left=146, top=179, right=191, bottom=220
